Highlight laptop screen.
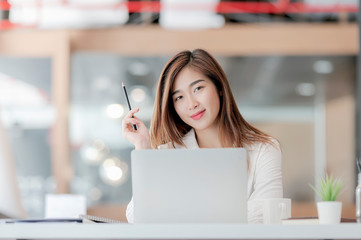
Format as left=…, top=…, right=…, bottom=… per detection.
left=131, top=148, right=248, bottom=223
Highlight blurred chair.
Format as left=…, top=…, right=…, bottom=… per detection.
left=9, top=0, right=129, bottom=29
left=159, top=0, right=225, bottom=29
left=0, top=117, right=26, bottom=218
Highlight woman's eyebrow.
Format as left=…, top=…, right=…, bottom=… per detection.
left=189, top=79, right=205, bottom=87
left=172, top=79, right=205, bottom=96
left=171, top=90, right=180, bottom=97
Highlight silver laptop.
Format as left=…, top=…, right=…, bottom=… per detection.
left=131, top=148, right=248, bottom=223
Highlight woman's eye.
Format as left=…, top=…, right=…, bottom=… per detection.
left=195, top=86, right=203, bottom=92
left=175, top=96, right=182, bottom=101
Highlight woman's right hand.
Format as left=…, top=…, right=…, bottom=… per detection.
left=122, top=108, right=151, bottom=150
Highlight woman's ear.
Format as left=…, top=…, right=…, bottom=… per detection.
left=219, top=91, right=223, bottom=96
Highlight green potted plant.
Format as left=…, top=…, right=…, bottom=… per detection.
left=310, top=174, right=343, bottom=224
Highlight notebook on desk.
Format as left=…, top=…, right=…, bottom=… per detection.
left=4, top=215, right=123, bottom=224
left=131, top=148, right=248, bottom=223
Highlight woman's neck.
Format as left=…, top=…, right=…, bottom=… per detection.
left=194, top=127, right=223, bottom=148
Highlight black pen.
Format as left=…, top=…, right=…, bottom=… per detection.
left=122, top=82, right=138, bottom=130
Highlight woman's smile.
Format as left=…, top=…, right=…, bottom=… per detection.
left=191, top=110, right=206, bottom=120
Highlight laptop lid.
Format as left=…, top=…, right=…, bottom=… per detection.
left=131, top=148, right=248, bottom=223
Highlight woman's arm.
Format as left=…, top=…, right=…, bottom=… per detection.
left=248, top=140, right=283, bottom=223
left=123, top=108, right=150, bottom=222
left=122, top=108, right=151, bottom=150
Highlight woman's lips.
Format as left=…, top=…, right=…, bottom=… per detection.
left=191, top=110, right=206, bottom=120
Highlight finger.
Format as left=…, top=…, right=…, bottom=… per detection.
left=123, top=117, right=140, bottom=127
left=126, top=123, right=137, bottom=132
left=132, top=115, right=144, bottom=122
left=122, top=113, right=139, bottom=125
left=124, top=122, right=138, bottom=133
left=129, top=115, right=146, bottom=126
left=125, top=108, right=139, bottom=118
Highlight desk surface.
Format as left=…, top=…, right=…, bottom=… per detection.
left=1, top=223, right=361, bottom=240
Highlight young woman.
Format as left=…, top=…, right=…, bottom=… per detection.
left=122, top=49, right=283, bottom=223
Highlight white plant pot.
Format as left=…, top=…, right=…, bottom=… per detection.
left=317, top=201, right=342, bottom=224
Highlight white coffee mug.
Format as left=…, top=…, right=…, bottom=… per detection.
left=45, top=194, right=86, bottom=218
left=263, top=198, right=291, bottom=224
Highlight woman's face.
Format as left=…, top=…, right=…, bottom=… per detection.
left=171, top=67, right=221, bottom=132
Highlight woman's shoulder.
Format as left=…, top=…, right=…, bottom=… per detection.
left=157, top=129, right=197, bottom=149
left=244, top=137, right=280, bottom=152
left=158, top=142, right=174, bottom=149
left=245, top=137, right=282, bottom=169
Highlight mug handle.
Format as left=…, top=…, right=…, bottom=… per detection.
left=278, top=202, right=286, bottom=219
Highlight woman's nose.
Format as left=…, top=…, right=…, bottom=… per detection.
left=188, top=97, right=199, bottom=110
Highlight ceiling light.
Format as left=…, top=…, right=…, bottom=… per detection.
left=80, top=139, right=109, bottom=165
left=89, top=187, right=102, bottom=201
left=93, top=76, right=111, bottom=91
left=99, top=157, right=128, bottom=186
left=313, top=60, right=334, bottom=74
left=130, top=87, right=146, bottom=103
left=128, top=61, right=150, bottom=76
left=82, top=146, right=99, bottom=162
left=106, top=104, right=124, bottom=119
left=296, top=83, right=316, bottom=97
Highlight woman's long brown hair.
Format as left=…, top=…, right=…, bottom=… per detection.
left=150, top=49, right=274, bottom=149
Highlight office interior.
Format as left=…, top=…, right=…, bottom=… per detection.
left=0, top=0, right=358, bottom=222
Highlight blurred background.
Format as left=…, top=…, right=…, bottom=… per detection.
left=0, top=0, right=358, bottom=220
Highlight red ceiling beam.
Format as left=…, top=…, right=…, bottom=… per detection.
left=0, top=1, right=358, bottom=13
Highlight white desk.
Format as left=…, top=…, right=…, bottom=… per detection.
left=1, top=223, right=361, bottom=240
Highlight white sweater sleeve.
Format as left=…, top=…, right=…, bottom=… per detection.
left=247, top=140, right=283, bottom=223
left=126, top=197, right=134, bottom=223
